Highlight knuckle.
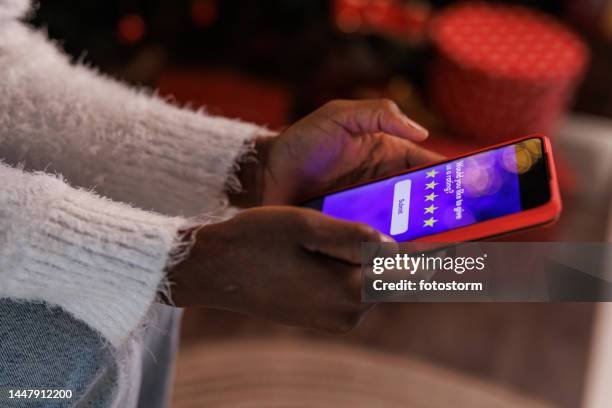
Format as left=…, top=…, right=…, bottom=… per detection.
left=297, top=211, right=321, bottom=234
left=378, top=98, right=398, bottom=112
left=345, top=240, right=362, bottom=261
left=322, top=100, right=340, bottom=110
left=271, top=208, right=295, bottom=227
left=323, top=99, right=349, bottom=112
left=345, top=274, right=363, bottom=300
left=355, top=224, right=380, bottom=242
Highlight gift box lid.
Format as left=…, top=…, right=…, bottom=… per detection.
left=430, top=3, right=589, bottom=82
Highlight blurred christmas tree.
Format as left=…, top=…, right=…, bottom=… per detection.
left=29, top=0, right=612, bottom=119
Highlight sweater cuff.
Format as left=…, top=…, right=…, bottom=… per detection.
left=136, top=98, right=277, bottom=215
left=2, top=171, right=186, bottom=347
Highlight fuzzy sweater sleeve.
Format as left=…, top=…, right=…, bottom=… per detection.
left=0, top=7, right=273, bottom=217
left=0, top=162, right=187, bottom=347
left=0, top=0, right=270, bottom=346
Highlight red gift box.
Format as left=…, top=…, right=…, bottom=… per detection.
left=429, top=3, right=589, bottom=143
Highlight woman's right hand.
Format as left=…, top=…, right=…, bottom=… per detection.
left=168, top=206, right=392, bottom=333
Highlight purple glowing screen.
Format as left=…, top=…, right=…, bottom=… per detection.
left=321, top=145, right=522, bottom=241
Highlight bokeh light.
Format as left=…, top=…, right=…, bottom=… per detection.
left=117, top=14, right=146, bottom=44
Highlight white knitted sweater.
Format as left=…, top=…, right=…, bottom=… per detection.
left=0, top=0, right=270, bottom=347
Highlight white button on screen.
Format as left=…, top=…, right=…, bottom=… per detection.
left=390, top=179, right=411, bottom=235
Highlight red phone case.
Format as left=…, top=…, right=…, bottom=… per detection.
left=307, top=134, right=562, bottom=243
left=415, top=135, right=561, bottom=242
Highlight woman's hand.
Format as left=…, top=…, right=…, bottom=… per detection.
left=177, top=99, right=440, bottom=332
left=233, top=99, right=443, bottom=206
left=168, top=206, right=393, bottom=333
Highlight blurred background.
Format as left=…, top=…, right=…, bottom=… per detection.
left=30, top=0, right=612, bottom=407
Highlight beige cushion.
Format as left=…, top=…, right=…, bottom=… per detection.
left=172, top=339, right=553, bottom=408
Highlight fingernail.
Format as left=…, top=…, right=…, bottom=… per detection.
left=402, top=117, right=429, bottom=139
left=379, top=233, right=395, bottom=243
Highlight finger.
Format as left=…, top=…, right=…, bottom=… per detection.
left=346, top=268, right=367, bottom=304
left=311, top=254, right=377, bottom=309
left=325, top=99, right=428, bottom=142
left=315, top=261, right=364, bottom=304
left=404, top=141, right=445, bottom=167
left=361, top=135, right=444, bottom=178
left=298, top=210, right=395, bottom=265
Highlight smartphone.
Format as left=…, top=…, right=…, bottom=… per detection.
left=301, top=135, right=561, bottom=242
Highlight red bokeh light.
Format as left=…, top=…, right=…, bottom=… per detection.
left=191, top=0, right=218, bottom=27
left=117, top=14, right=146, bottom=44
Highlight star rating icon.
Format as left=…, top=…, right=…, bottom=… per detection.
left=423, top=217, right=437, bottom=227
left=424, top=204, right=438, bottom=214
left=423, top=168, right=439, bottom=228
left=425, top=181, right=438, bottom=190
left=426, top=169, right=439, bottom=178
left=425, top=192, right=438, bottom=202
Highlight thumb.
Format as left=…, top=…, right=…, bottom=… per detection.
left=299, top=211, right=396, bottom=265
left=324, top=99, right=428, bottom=142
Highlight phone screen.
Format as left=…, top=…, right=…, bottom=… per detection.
left=303, top=138, right=550, bottom=241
